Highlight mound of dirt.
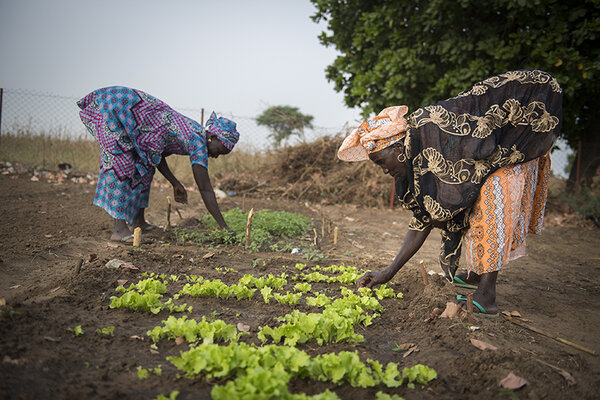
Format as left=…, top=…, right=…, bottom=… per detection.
left=219, top=136, right=395, bottom=207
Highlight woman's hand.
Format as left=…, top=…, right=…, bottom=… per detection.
left=356, top=270, right=392, bottom=289
left=173, top=183, right=188, bottom=204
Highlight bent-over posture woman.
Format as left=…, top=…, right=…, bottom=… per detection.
left=339, top=70, right=562, bottom=317
left=78, top=86, right=238, bottom=242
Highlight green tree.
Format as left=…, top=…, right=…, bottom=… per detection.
left=256, top=106, right=314, bottom=147
left=311, top=0, right=600, bottom=184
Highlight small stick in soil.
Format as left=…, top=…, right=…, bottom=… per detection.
left=245, top=208, right=255, bottom=248
left=321, top=214, right=325, bottom=241
left=333, top=226, right=338, bottom=246
left=164, top=196, right=172, bottom=232
left=313, top=228, right=319, bottom=249
left=75, top=258, right=84, bottom=274
left=504, top=314, right=597, bottom=356
left=419, top=260, right=429, bottom=286
left=175, top=208, right=183, bottom=220
left=133, top=227, right=142, bottom=247
left=242, top=194, right=246, bottom=213
left=467, top=293, right=474, bottom=324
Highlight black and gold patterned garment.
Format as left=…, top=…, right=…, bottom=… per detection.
left=395, top=70, right=563, bottom=279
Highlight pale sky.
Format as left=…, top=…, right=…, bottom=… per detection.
left=0, top=0, right=362, bottom=147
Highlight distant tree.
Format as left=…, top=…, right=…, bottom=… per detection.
left=256, top=106, right=314, bottom=147
left=311, top=0, right=600, bottom=184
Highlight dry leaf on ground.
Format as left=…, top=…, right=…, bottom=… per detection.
left=202, top=252, right=215, bottom=259
left=499, top=372, right=528, bottom=390
left=470, top=338, right=498, bottom=351
left=117, top=279, right=128, bottom=286
left=440, top=302, right=464, bottom=318
left=558, top=370, right=577, bottom=386
left=175, top=337, right=185, bottom=345
left=237, top=323, right=250, bottom=332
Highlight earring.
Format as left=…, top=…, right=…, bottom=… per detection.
left=397, top=153, right=406, bottom=163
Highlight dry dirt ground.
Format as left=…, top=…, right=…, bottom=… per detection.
left=0, top=172, right=599, bottom=400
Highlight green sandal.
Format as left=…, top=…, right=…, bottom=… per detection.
left=456, top=295, right=499, bottom=319
left=453, top=276, right=478, bottom=290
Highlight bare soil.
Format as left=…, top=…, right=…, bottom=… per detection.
left=1, top=172, right=599, bottom=400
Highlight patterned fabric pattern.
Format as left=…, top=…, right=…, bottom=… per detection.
left=93, top=167, right=155, bottom=225
left=338, top=106, right=409, bottom=161
left=393, top=69, right=562, bottom=278
left=77, top=86, right=208, bottom=222
left=205, top=111, right=240, bottom=150
left=464, top=155, right=550, bottom=273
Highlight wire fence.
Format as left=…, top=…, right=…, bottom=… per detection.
left=0, top=87, right=572, bottom=177
left=0, top=87, right=348, bottom=151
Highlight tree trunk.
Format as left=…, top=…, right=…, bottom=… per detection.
left=568, top=104, right=600, bottom=187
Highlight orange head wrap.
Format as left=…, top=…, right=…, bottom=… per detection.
left=337, top=106, right=409, bottom=162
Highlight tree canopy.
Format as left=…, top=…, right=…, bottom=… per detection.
left=311, top=0, right=600, bottom=182
left=256, top=105, right=314, bottom=147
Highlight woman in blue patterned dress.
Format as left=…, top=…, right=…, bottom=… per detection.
left=77, top=86, right=239, bottom=242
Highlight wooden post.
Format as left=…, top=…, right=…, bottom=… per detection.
left=164, top=196, right=172, bottom=232
left=389, top=179, right=395, bottom=210
left=133, top=227, right=142, bottom=247
left=576, top=140, right=582, bottom=185
left=0, top=88, right=4, bottom=139
left=245, top=208, right=255, bottom=247
left=467, top=293, right=474, bottom=324
left=333, top=226, right=338, bottom=247
left=419, top=260, right=429, bottom=286
left=201, top=108, right=205, bottom=125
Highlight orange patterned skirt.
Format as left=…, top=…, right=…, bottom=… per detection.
left=464, top=154, right=551, bottom=274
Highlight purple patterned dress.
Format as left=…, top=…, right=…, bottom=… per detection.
left=77, top=86, right=208, bottom=224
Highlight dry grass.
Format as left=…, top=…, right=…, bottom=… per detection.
left=0, top=131, right=265, bottom=187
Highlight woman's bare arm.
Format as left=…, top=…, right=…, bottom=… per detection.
left=192, top=163, right=230, bottom=230
left=357, top=226, right=432, bottom=288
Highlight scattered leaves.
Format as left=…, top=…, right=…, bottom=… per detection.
left=499, top=372, right=528, bottom=390
left=440, top=302, right=464, bottom=318
left=470, top=338, right=498, bottom=351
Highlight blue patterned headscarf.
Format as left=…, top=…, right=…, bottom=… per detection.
left=205, top=111, right=240, bottom=150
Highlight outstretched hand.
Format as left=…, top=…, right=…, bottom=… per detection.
left=356, top=270, right=391, bottom=289
left=173, top=183, right=188, bottom=204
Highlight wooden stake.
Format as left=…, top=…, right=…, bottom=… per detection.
left=389, top=179, right=396, bottom=210
left=333, top=226, right=338, bottom=246
left=75, top=258, right=84, bottom=274
left=313, top=228, right=319, bottom=249
left=245, top=208, right=255, bottom=248
left=321, top=214, right=325, bottom=241
left=164, top=196, right=172, bottom=232
left=133, top=227, right=142, bottom=247
left=419, top=260, right=429, bottom=286
left=504, top=315, right=597, bottom=356
left=466, top=293, right=474, bottom=324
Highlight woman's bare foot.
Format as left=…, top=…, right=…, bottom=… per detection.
left=131, top=221, right=158, bottom=233
left=455, top=271, right=482, bottom=285
left=110, top=219, right=132, bottom=241
left=455, top=271, right=499, bottom=315
left=131, top=208, right=158, bottom=232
